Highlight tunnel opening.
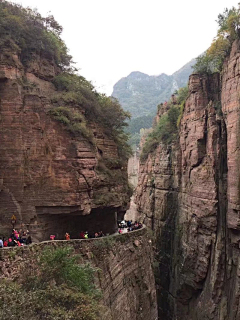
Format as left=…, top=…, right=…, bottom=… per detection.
left=35, top=206, right=120, bottom=241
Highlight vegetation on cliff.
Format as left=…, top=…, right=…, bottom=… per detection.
left=193, top=5, right=240, bottom=74
left=0, top=247, right=103, bottom=320
left=50, top=72, right=132, bottom=162
left=140, top=88, right=188, bottom=161
left=112, top=60, right=195, bottom=150
left=0, top=1, right=132, bottom=164
left=0, top=1, right=72, bottom=68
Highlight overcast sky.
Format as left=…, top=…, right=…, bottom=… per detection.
left=12, top=0, right=239, bottom=95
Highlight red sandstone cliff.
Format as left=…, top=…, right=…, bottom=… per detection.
left=136, top=40, right=240, bottom=319
left=0, top=49, right=130, bottom=241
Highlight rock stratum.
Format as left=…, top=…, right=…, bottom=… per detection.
left=136, top=39, right=240, bottom=319
left=0, top=49, right=131, bottom=241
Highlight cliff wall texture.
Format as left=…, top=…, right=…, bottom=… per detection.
left=0, top=51, right=130, bottom=241
left=136, top=40, right=240, bottom=319
left=0, top=226, right=158, bottom=320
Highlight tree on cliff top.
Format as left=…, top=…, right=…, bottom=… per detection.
left=0, top=1, right=132, bottom=163
left=193, top=4, right=240, bottom=74
left=0, top=1, right=72, bottom=68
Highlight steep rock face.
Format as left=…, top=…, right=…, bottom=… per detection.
left=0, top=227, right=158, bottom=320
left=136, top=41, right=240, bottom=319
left=0, top=52, right=130, bottom=241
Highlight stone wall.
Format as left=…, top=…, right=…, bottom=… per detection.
left=0, top=226, right=158, bottom=320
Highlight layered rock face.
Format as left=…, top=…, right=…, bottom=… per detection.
left=0, top=227, right=158, bottom=320
left=0, top=51, right=130, bottom=241
left=136, top=40, right=240, bottom=319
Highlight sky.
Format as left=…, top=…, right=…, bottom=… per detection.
left=12, top=0, right=239, bottom=95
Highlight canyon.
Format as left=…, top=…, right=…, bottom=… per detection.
left=135, top=39, right=240, bottom=319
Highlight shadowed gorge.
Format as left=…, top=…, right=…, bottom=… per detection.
left=136, top=32, right=240, bottom=318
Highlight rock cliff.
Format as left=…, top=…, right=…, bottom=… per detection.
left=0, top=48, right=130, bottom=241
left=136, top=40, right=240, bottom=319
left=0, top=226, right=158, bottom=320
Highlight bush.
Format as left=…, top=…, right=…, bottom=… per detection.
left=140, top=106, right=180, bottom=161
left=193, top=5, right=240, bottom=74
left=48, top=107, right=94, bottom=143
left=51, top=73, right=132, bottom=162
left=0, top=247, right=104, bottom=320
left=39, top=247, right=98, bottom=295
left=0, top=2, right=72, bottom=68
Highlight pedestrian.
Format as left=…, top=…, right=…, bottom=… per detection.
left=0, top=237, right=3, bottom=248
left=26, top=235, right=32, bottom=245
left=65, top=233, right=70, bottom=240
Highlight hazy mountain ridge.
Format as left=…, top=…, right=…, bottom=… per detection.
left=112, top=58, right=196, bottom=118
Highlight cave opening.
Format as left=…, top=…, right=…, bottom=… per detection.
left=35, top=207, right=119, bottom=241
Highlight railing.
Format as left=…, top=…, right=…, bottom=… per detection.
left=0, top=225, right=147, bottom=252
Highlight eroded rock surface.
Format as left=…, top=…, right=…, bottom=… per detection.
left=136, top=40, right=240, bottom=319
left=0, top=227, right=158, bottom=320
left=0, top=52, right=130, bottom=241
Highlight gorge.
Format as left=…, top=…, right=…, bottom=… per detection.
left=1, top=1, right=240, bottom=320
left=136, top=38, right=240, bottom=319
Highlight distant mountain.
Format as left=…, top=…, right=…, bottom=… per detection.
left=112, top=58, right=196, bottom=118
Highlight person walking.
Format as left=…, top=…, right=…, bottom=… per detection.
left=65, top=232, right=70, bottom=240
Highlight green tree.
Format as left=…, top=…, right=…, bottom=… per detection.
left=193, top=4, right=240, bottom=74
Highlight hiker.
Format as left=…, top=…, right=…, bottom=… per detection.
left=21, top=231, right=27, bottom=244
left=8, top=238, right=14, bottom=247
left=26, top=235, right=32, bottom=245
left=84, top=231, right=88, bottom=239
left=80, top=231, right=85, bottom=239
left=0, top=237, right=3, bottom=248
left=50, top=235, right=55, bottom=241
left=65, top=233, right=70, bottom=240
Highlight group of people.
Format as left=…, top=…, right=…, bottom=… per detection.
left=49, top=231, right=106, bottom=241
left=118, top=220, right=143, bottom=234
left=0, top=229, right=32, bottom=248
left=0, top=221, right=144, bottom=247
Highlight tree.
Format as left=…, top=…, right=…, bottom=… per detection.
left=193, top=4, right=240, bottom=74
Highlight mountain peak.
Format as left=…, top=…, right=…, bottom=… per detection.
left=112, top=58, right=196, bottom=118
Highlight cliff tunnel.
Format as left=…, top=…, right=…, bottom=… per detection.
left=32, top=206, right=120, bottom=241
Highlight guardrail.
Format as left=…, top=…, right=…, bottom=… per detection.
left=0, top=225, right=147, bottom=253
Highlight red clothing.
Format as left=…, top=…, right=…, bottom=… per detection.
left=79, top=232, right=85, bottom=239
left=3, top=241, right=8, bottom=247
left=65, top=233, right=70, bottom=240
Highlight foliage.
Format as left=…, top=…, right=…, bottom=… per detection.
left=93, top=235, right=116, bottom=250
left=51, top=73, right=132, bottom=161
left=176, top=86, right=188, bottom=104
left=0, top=247, right=103, bottom=320
left=0, top=1, right=72, bottom=68
left=112, top=60, right=195, bottom=120
left=39, top=247, right=98, bottom=295
left=193, top=5, right=240, bottom=74
left=128, top=132, right=141, bottom=148
left=126, top=114, right=154, bottom=135
left=140, top=105, right=180, bottom=161
left=48, top=107, right=94, bottom=143
left=0, top=1, right=132, bottom=163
